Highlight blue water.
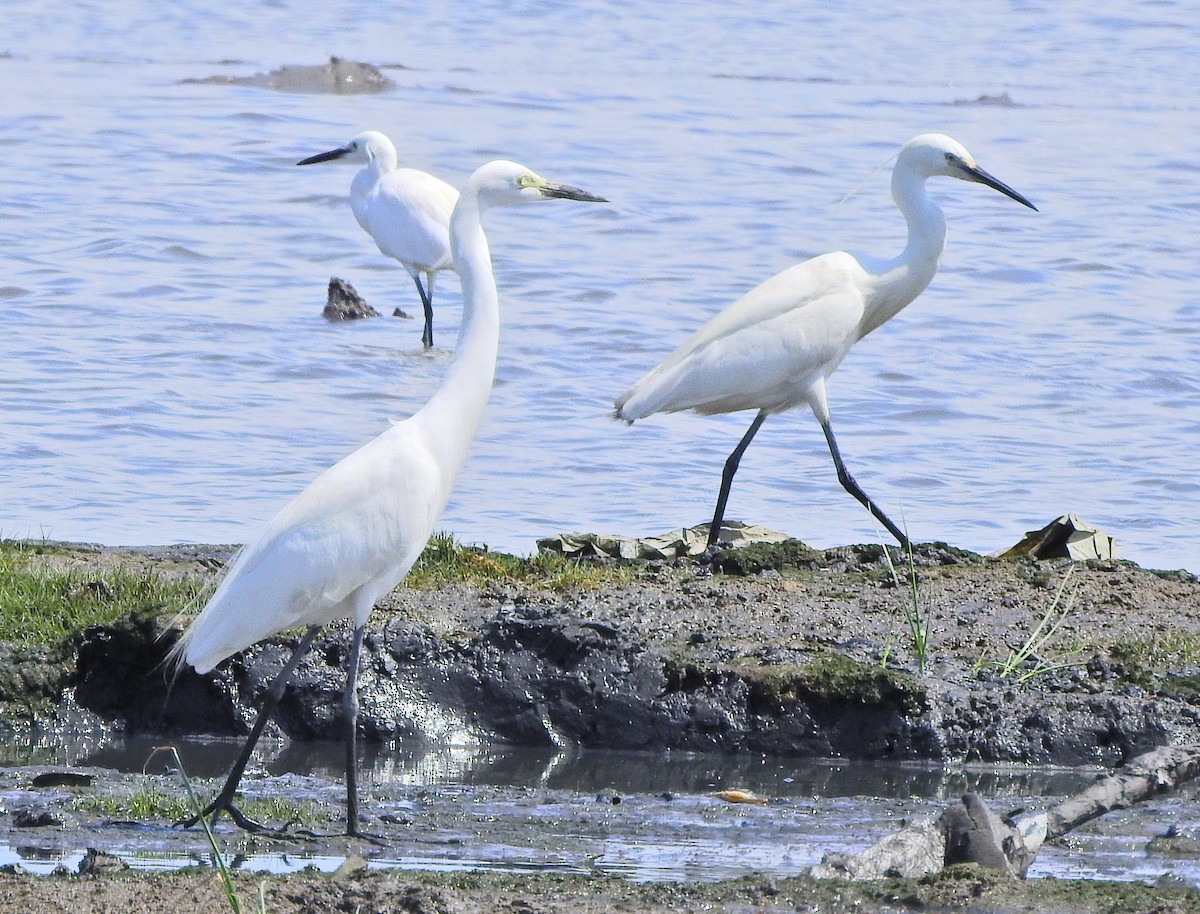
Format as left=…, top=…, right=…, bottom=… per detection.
left=1, top=1, right=1197, bottom=571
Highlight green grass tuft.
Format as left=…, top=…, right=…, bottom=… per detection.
left=72, top=784, right=192, bottom=821
left=0, top=540, right=204, bottom=646
left=405, top=532, right=631, bottom=590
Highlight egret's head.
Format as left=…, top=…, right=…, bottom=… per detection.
left=899, top=133, right=1037, bottom=210
left=466, top=160, right=608, bottom=208
left=297, top=130, right=395, bottom=167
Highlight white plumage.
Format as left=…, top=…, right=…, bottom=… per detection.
left=616, top=134, right=1037, bottom=549
left=298, top=130, right=458, bottom=348
left=173, top=159, right=605, bottom=835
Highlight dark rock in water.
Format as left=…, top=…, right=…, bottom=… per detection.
left=324, top=277, right=380, bottom=321
left=182, top=56, right=394, bottom=94
left=14, top=809, right=64, bottom=828
left=952, top=91, right=1019, bottom=107
left=77, top=848, right=129, bottom=874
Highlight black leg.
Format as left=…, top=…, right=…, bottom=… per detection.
left=412, top=275, right=434, bottom=349
left=176, top=625, right=322, bottom=831
left=707, top=410, right=768, bottom=549
left=820, top=418, right=910, bottom=549
left=343, top=624, right=366, bottom=837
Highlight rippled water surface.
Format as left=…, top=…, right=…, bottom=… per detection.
left=2, top=1, right=1198, bottom=570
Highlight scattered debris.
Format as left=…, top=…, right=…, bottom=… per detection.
left=715, top=789, right=768, bottom=805
left=323, top=277, right=379, bottom=321
left=537, top=522, right=792, bottom=560
left=813, top=744, right=1200, bottom=880
left=1002, top=514, right=1120, bottom=561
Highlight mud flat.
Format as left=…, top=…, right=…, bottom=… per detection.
left=0, top=538, right=1198, bottom=911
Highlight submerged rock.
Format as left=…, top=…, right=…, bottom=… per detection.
left=182, top=56, right=394, bottom=94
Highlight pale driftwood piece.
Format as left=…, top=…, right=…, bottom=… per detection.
left=1046, top=744, right=1200, bottom=837
left=813, top=744, right=1200, bottom=881
left=810, top=816, right=945, bottom=880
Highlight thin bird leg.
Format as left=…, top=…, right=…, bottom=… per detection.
left=819, top=418, right=911, bottom=549
left=176, top=624, right=323, bottom=832
left=343, top=623, right=366, bottom=837
left=707, top=410, right=768, bottom=549
left=412, top=274, right=435, bottom=349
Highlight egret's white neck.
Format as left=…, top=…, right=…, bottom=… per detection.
left=418, top=191, right=499, bottom=474
left=368, top=144, right=398, bottom=175
left=859, top=169, right=947, bottom=338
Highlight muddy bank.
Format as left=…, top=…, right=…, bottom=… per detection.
left=32, top=541, right=1200, bottom=767
left=3, top=541, right=1200, bottom=910
left=2, top=866, right=1198, bottom=914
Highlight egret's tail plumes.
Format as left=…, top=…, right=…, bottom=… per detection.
left=163, top=548, right=239, bottom=675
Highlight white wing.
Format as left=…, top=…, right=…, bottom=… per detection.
left=616, top=251, right=869, bottom=418
left=364, top=169, right=459, bottom=273
left=179, top=420, right=447, bottom=673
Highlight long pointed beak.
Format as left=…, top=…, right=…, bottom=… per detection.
left=540, top=181, right=608, bottom=203
left=296, top=145, right=351, bottom=166
left=964, top=164, right=1038, bottom=211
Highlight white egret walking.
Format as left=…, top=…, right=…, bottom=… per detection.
left=615, top=134, right=1037, bottom=550
left=298, top=130, right=458, bottom=348
left=173, top=161, right=605, bottom=836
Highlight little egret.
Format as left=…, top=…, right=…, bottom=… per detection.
left=298, top=130, right=458, bottom=348
left=172, top=160, right=605, bottom=836
left=615, top=134, right=1036, bottom=550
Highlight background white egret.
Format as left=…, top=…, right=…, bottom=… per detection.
left=298, top=130, right=459, bottom=348
left=172, top=160, right=605, bottom=836
left=615, top=134, right=1037, bottom=551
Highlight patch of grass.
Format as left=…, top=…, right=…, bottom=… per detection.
left=71, top=783, right=327, bottom=828
left=1109, top=633, right=1200, bottom=697
left=405, top=532, right=632, bottom=590
left=979, top=565, right=1078, bottom=682
left=738, top=656, right=926, bottom=714
left=236, top=795, right=331, bottom=828
left=0, top=540, right=204, bottom=646
left=72, top=784, right=192, bottom=821
left=883, top=541, right=930, bottom=674
left=1110, top=632, right=1200, bottom=671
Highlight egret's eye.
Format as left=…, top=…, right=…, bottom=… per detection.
left=944, top=152, right=956, bottom=164
left=517, top=174, right=536, bottom=188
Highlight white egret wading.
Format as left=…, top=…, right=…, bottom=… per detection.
left=172, top=161, right=605, bottom=837
left=615, top=134, right=1037, bottom=550
left=298, top=131, right=458, bottom=348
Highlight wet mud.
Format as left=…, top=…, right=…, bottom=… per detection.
left=1, top=541, right=1199, bottom=911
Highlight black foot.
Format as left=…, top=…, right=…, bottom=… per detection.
left=176, top=798, right=268, bottom=834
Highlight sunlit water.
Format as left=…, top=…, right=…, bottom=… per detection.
left=2, top=738, right=1197, bottom=885
left=1, top=2, right=1197, bottom=571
